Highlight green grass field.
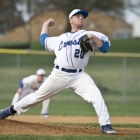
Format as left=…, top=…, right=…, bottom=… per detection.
left=0, top=38, right=140, bottom=139
left=0, top=134, right=140, bottom=140
left=31, top=38, right=140, bottom=52
left=1, top=38, right=140, bottom=53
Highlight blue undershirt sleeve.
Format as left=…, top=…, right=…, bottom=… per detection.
left=40, top=33, right=49, bottom=47
left=19, top=80, right=23, bottom=88
left=98, top=41, right=110, bottom=53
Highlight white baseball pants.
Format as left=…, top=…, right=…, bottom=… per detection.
left=12, top=89, right=50, bottom=114
left=14, top=68, right=111, bottom=126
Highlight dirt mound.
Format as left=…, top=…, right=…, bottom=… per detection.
left=0, top=120, right=100, bottom=136
left=0, top=119, right=140, bottom=136
left=0, top=116, right=140, bottom=136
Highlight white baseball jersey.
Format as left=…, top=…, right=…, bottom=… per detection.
left=14, top=30, right=111, bottom=126
left=45, top=30, right=110, bottom=69
left=21, top=75, right=46, bottom=91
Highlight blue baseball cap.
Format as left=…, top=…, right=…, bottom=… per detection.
left=69, top=9, right=88, bottom=19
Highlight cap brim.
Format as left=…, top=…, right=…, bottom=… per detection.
left=73, top=10, right=88, bottom=18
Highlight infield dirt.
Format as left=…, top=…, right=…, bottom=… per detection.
left=0, top=116, right=140, bottom=136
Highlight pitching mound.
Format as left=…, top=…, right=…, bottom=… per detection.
left=0, top=116, right=140, bottom=136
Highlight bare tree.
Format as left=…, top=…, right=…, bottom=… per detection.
left=124, top=0, right=140, bottom=16
left=0, top=0, right=24, bottom=34
left=1, top=0, right=139, bottom=34
left=23, top=0, right=125, bottom=31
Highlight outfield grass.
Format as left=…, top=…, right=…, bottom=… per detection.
left=32, top=38, right=140, bottom=52
left=1, top=38, right=140, bottom=52
left=0, top=135, right=140, bottom=140
left=110, top=38, right=140, bottom=53
left=0, top=98, right=140, bottom=116
left=30, top=38, right=140, bottom=52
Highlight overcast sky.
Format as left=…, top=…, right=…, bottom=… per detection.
left=124, top=9, right=140, bottom=24
left=124, top=0, right=140, bottom=24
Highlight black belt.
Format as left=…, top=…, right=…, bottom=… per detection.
left=55, top=65, right=83, bottom=73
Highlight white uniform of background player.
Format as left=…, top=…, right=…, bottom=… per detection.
left=12, top=69, right=50, bottom=118
left=0, top=9, right=116, bottom=134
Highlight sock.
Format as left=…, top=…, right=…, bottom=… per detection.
left=10, top=105, right=17, bottom=114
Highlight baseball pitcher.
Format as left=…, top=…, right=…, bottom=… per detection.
left=0, top=9, right=116, bottom=134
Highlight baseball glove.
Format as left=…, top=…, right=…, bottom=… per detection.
left=80, top=35, right=93, bottom=54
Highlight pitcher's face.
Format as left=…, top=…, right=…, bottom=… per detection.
left=69, top=14, right=85, bottom=28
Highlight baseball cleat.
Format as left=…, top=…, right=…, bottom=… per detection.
left=101, top=124, right=116, bottom=134
left=41, top=113, right=49, bottom=118
left=0, top=106, right=16, bottom=119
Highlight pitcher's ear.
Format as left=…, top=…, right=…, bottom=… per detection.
left=69, top=18, right=72, bottom=24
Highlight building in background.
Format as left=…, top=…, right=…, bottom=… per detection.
left=112, top=29, right=132, bottom=39
left=132, top=18, right=140, bottom=38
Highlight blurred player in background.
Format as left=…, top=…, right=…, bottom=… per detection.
left=11, top=69, right=50, bottom=118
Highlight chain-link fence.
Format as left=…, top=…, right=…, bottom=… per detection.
left=0, top=51, right=140, bottom=104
